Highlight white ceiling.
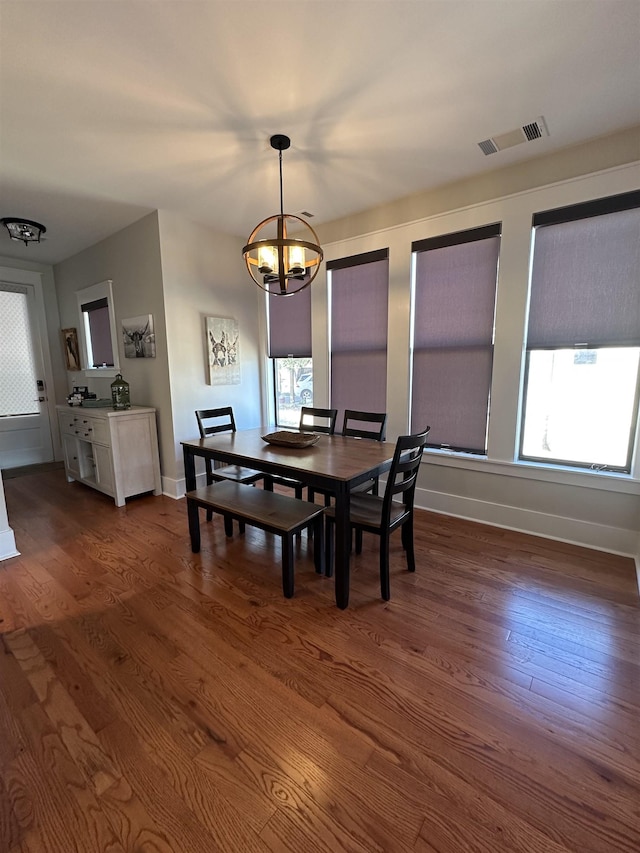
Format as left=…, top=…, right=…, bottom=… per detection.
left=1, top=0, right=639, bottom=265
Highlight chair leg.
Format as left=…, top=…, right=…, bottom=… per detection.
left=404, top=516, right=416, bottom=573
left=325, top=517, right=334, bottom=578
left=380, top=530, right=391, bottom=601
left=282, top=534, right=294, bottom=598
left=355, top=528, right=363, bottom=554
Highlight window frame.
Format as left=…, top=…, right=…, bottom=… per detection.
left=519, top=190, right=640, bottom=474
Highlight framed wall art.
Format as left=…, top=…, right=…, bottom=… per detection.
left=206, top=316, right=240, bottom=385
left=122, top=314, right=156, bottom=358
left=62, top=327, right=81, bottom=371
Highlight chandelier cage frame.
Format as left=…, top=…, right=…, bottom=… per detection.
left=242, top=135, right=323, bottom=296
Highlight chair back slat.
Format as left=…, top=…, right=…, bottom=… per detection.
left=300, top=406, right=337, bottom=434
left=196, top=406, right=236, bottom=438
left=342, top=409, right=387, bottom=442
left=381, top=427, right=430, bottom=518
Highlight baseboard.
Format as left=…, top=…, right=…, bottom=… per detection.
left=415, top=486, right=636, bottom=557
left=162, top=475, right=636, bottom=557
left=161, top=473, right=208, bottom=500
left=0, top=526, right=20, bottom=561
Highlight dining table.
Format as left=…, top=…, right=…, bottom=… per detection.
left=181, top=427, right=396, bottom=608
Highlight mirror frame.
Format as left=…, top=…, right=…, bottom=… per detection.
left=76, top=279, right=120, bottom=376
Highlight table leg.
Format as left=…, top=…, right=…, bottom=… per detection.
left=333, top=483, right=351, bottom=609
left=183, top=445, right=197, bottom=492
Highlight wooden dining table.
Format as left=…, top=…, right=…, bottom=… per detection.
left=181, top=427, right=396, bottom=608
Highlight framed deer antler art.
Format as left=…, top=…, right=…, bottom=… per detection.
left=122, top=314, right=155, bottom=358
left=206, top=316, right=240, bottom=385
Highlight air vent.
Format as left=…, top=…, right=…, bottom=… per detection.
left=299, top=210, right=314, bottom=218
left=478, top=116, right=549, bottom=155
left=522, top=121, right=543, bottom=141
left=478, top=139, right=498, bottom=156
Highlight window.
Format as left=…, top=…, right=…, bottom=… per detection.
left=520, top=191, right=640, bottom=473
left=267, top=282, right=312, bottom=427
left=328, top=249, right=389, bottom=425
left=411, top=224, right=500, bottom=453
left=76, top=279, right=119, bottom=373
left=0, top=285, right=39, bottom=416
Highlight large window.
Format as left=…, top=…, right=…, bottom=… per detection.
left=267, top=283, right=313, bottom=427
left=520, top=191, right=640, bottom=473
left=329, top=249, right=389, bottom=425
left=411, top=224, right=501, bottom=453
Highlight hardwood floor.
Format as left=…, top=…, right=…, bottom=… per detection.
left=1, top=470, right=638, bottom=852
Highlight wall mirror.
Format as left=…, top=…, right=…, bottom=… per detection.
left=76, top=279, right=120, bottom=375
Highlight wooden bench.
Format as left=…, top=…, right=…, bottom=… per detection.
left=185, top=481, right=325, bottom=598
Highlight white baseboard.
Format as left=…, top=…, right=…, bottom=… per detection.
left=0, top=526, right=20, bottom=561
left=161, top=476, right=636, bottom=558
left=415, top=486, right=636, bottom=557
left=161, top=473, right=208, bottom=501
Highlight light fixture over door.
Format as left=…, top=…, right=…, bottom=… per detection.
left=242, top=135, right=323, bottom=296
left=0, top=217, right=47, bottom=245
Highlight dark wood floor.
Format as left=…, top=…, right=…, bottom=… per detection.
left=1, top=470, right=638, bottom=853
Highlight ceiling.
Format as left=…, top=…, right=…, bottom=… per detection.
left=1, top=0, right=639, bottom=266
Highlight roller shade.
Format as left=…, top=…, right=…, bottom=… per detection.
left=330, top=250, right=389, bottom=422
left=527, top=199, right=640, bottom=349
left=267, top=281, right=312, bottom=358
left=411, top=225, right=500, bottom=452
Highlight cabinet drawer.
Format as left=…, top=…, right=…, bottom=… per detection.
left=78, top=416, right=110, bottom=445
left=59, top=409, right=81, bottom=435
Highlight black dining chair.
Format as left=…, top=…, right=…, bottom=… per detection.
left=269, top=407, right=337, bottom=499
left=324, top=426, right=430, bottom=601
left=308, top=409, right=387, bottom=505
left=195, top=407, right=266, bottom=535
left=342, top=409, right=387, bottom=495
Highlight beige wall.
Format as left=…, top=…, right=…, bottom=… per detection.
left=316, top=125, right=640, bottom=245
left=53, top=212, right=172, bottom=474
left=157, top=210, right=264, bottom=492
left=310, top=132, right=640, bottom=556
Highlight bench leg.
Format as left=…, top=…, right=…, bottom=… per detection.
left=224, top=514, right=233, bottom=537
left=187, top=499, right=201, bottom=553
left=282, top=534, right=294, bottom=598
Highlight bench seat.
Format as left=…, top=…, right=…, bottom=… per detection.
left=185, top=481, right=325, bottom=598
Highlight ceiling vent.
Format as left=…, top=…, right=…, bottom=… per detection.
left=478, top=116, right=549, bottom=156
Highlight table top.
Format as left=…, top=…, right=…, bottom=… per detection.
left=182, top=427, right=395, bottom=484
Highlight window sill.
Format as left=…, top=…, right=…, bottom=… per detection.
left=422, top=448, right=640, bottom=495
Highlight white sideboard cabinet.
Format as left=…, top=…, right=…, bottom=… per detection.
left=57, top=405, right=162, bottom=506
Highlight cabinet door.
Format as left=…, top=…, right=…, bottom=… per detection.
left=61, top=433, right=81, bottom=480
left=93, top=443, right=115, bottom=494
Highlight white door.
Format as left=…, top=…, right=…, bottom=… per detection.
left=0, top=281, right=54, bottom=468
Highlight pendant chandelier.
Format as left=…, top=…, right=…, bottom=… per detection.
left=242, top=134, right=323, bottom=296
left=1, top=217, right=47, bottom=245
